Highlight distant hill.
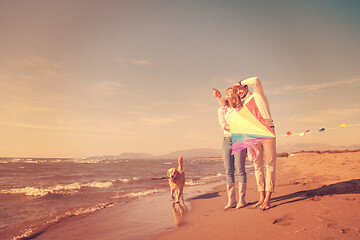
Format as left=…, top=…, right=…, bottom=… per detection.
left=118, top=152, right=156, bottom=159
left=86, top=144, right=360, bottom=160
left=85, top=152, right=155, bottom=160
left=86, top=148, right=222, bottom=160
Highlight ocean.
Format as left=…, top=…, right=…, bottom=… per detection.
left=0, top=157, right=253, bottom=240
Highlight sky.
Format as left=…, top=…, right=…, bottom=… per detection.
left=1, top=0, right=360, bottom=158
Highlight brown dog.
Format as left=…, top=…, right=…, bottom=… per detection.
left=167, top=156, right=185, bottom=203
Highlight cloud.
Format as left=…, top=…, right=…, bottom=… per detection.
left=0, top=56, right=76, bottom=108
left=11, top=57, right=63, bottom=69
left=91, top=81, right=127, bottom=95
left=139, top=115, right=185, bottom=126
left=0, top=56, right=69, bottom=89
left=115, top=57, right=153, bottom=66
left=270, top=78, right=360, bottom=95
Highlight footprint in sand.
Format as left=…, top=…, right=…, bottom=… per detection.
left=311, top=196, right=322, bottom=201
left=272, top=214, right=295, bottom=226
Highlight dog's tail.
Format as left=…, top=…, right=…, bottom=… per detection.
left=178, top=155, right=184, bottom=171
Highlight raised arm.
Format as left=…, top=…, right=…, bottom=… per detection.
left=213, top=88, right=226, bottom=107
left=236, top=77, right=265, bottom=96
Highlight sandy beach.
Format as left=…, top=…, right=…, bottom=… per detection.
left=154, top=151, right=360, bottom=240
left=30, top=151, right=360, bottom=240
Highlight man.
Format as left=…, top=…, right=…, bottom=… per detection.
left=214, top=77, right=276, bottom=210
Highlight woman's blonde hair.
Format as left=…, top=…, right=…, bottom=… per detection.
left=225, top=87, right=242, bottom=108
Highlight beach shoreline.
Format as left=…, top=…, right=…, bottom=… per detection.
left=28, top=181, right=224, bottom=240
left=24, top=152, right=360, bottom=240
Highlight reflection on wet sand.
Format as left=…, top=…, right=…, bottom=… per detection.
left=172, top=199, right=188, bottom=228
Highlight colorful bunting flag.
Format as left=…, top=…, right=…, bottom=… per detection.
left=279, top=123, right=359, bottom=138
left=299, top=129, right=310, bottom=137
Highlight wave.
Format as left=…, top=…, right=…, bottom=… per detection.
left=185, top=173, right=223, bottom=187
left=185, top=180, right=205, bottom=186
left=70, top=158, right=129, bottom=164
left=1, top=177, right=147, bottom=197
left=71, top=159, right=110, bottom=164
left=117, top=177, right=140, bottom=183
left=0, top=158, right=64, bottom=164
left=113, top=189, right=166, bottom=199
left=201, top=172, right=223, bottom=180
left=1, top=181, right=114, bottom=197
left=11, top=202, right=116, bottom=240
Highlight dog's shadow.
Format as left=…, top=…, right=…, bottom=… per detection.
left=270, top=178, right=360, bottom=208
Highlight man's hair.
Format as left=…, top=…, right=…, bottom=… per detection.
left=233, top=85, right=248, bottom=91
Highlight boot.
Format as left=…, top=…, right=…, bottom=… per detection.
left=224, top=183, right=237, bottom=209
left=236, top=183, right=247, bottom=209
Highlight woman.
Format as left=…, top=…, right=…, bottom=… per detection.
left=214, top=87, right=247, bottom=209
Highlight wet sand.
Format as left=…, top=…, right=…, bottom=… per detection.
left=31, top=183, right=221, bottom=240
left=32, top=152, right=360, bottom=240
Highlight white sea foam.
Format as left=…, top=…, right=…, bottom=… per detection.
left=201, top=173, right=223, bottom=180
left=118, top=178, right=130, bottom=183
left=74, top=159, right=103, bottom=164
left=12, top=202, right=116, bottom=240
left=117, top=177, right=140, bottom=183
left=83, top=181, right=113, bottom=188
left=0, top=158, right=64, bottom=164
left=12, top=228, right=34, bottom=240
left=1, top=181, right=114, bottom=197
left=185, top=173, right=223, bottom=187
left=121, top=189, right=164, bottom=198
left=185, top=180, right=205, bottom=186
left=59, top=202, right=115, bottom=220
left=0, top=158, right=21, bottom=164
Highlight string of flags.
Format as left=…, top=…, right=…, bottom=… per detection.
left=279, top=122, right=360, bottom=137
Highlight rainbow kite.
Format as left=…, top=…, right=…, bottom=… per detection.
left=229, top=98, right=275, bottom=154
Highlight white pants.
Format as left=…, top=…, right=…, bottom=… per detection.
left=253, top=137, right=276, bottom=192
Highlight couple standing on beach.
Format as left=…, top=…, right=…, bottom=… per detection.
left=213, top=77, right=276, bottom=210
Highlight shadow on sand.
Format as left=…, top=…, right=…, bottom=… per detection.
left=189, top=191, right=221, bottom=200
left=184, top=179, right=359, bottom=210
left=270, top=179, right=360, bottom=208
